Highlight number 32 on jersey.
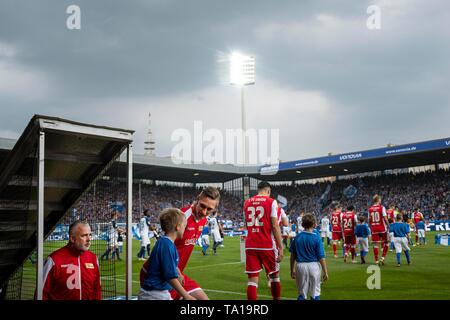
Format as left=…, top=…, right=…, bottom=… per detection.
left=247, top=206, right=264, bottom=232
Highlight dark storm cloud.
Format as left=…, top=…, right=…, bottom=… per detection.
left=0, top=0, right=449, bottom=160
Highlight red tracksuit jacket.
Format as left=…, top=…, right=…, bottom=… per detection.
left=42, top=245, right=101, bottom=300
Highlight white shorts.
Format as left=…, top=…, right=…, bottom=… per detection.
left=394, top=237, right=410, bottom=253
left=327, top=230, right=332, bottom=238
left=140, top=235, right=150, bottom=247
left=357, top=237, right=369, bottom=252
left=295, top=262, right=321, bottom=299
left=320, top=231, right=328, bottom=238
left=418, top=229, right=425, bottom=238
left=138, top=288, right=172, bottom=300
left=201, top=234, right=210, bottom=246
left=211, top=230, right=222, bottom=243
left=389, top=232, right=394, bottom=242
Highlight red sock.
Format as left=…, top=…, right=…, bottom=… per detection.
left=415, top=235, right=418, bottom=243
left=382, top=243, right=389, bottom=258
left=333, top=243, right=337, bottom=255
left=351, top=247, right=356, bottom=259
left=247, top=282, right=257, bottom=300
left=270, top=277, right=281, bottom=300
left=373, top=246, right=379, bottom=261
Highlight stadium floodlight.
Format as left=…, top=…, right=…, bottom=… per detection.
left=229, top=52, right=255, bottom=166
left=229, top=52, right=255, bottom=86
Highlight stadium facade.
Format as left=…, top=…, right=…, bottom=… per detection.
left=0, top=115, right=448, bottom=300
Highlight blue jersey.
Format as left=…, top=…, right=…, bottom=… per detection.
left=313, top=228, right=320, bottom=237
left=355, top=223, right=371, bottom=238
left=292, top=224, right=297, bottom=232
left=202, top=225, right=209, bottom=235
left=416, top=221, right=425, bottom=230
left=142, top=236, right=179, bottom=291
left=290, top=231, right=325, bottom=263
left=390, top=222, right=410, bottom=238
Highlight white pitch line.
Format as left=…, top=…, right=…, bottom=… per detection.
left=103, top=261, right=242, bottom=278
left=100, top=277, right=296, bottom=300
left=202, top=288, right=296, bottom=300
left=187, top=261, right=242, bottom=269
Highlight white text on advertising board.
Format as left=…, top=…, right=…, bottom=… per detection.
left=339, top=153, right=362, bottom=161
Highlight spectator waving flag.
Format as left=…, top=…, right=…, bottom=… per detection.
left=277, top=194, right=288, bottom=208
left=343, top=185, right=358, bottom=199
left=110, top=201, right=125, bottom=213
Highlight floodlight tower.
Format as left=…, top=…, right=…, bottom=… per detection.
left=229, top=52, right=255, bottom=166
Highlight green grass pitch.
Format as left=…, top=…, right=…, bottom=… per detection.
left=120, top=231, right=450, bottom=300
left=21, top=231, right=450, bottom=300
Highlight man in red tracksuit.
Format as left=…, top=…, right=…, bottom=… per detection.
left=42, top=220, right=101, bottom=300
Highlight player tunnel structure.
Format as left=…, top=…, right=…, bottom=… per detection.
left=0, top=115, right=134, bottom=300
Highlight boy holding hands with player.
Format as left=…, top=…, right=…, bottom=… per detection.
left=389, top=215, right=411, bottom=267
left=290, top=213, right=328, bottom=300
left=139, top=208, right=196, bottom=300
left=355, top=215, right=371, bottom=264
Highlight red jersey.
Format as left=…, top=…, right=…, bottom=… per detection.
left=368, top=204, right=387, bottom=233
left=386, top=209, right=395, bottom=222
left=175, top=204, right=208, bottom=272
left=42, top=245, right=101, bottom=300
left=342, top=211, right=357, bottom=236
left=413, top=211, right=423, bottom=224
left=277, top=207, right=287, bottom=225
left=331, top=211, right=343, bottom=232
left=244, top=195, right=278, bottom=250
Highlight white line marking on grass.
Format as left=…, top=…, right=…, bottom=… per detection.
left=105, top=261, right=242, bottom=278
left=202, top=288, right=296, bottom=300
left=187, top=261, right=241, bottom=269
left=100, top=277, right=296, bottom=300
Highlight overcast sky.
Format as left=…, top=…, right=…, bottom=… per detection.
left=1, top=0, right=449, bottom=164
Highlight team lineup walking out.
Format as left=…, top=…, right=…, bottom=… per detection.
left=133, top=178, right=432, bottom=301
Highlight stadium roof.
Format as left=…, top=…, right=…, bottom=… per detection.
left=257, top=137, right=450, bottom=181
left=1, top=136, right=449, bottom=183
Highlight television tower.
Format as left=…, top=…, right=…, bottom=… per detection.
left=144, top=112, right=156, bottom=156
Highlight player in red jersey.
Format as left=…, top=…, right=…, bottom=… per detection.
left=368, top=195, right=390, bottom=265
left=412, top=208, right=424, bottom=245
left=386, top=204, right=396, bottom=251
left=244, top=181, right=284, bottom=300
left=341, top=206, right=358, bottom=263
left=140, top=187, right=220, bottom=300
left=278, top=207, right=290, bottom=249
left=331, top=204, right=344, bottom=258
left=386, top=205, right=396, bottom=223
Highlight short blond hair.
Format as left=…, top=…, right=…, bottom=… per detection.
left=159, top=208, right=184, bottom=233
left=373, top=194, right=381, bottom=203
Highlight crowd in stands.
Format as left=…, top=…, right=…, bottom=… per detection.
left=281, top=170, right=450, bottom=222
left=66, top=169, right=450, bottom=227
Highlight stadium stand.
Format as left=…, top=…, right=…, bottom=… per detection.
left=0, top=116, right=448, bottom=300
left=55, top=169, right=449, bottom=227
